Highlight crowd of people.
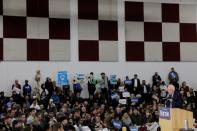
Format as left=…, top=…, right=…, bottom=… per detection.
left=0, top=67, right=196, bottom=131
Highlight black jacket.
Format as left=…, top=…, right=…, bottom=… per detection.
left=166, top=91, right=183, bottom=108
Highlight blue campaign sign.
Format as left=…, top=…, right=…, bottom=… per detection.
left=159, top=107, right=171, bottom=120
left=129, top=127, right=138, bottom=131
left=131, top=98, right=138, bottom=103
left=57, top=71, right=68, bottom=86
left=111, top=93, right=119, bottom=100
left=112, top=120, right=122, bottom=129
left=110, top=75, right=117, bottom=85
left=124, top=80, right=132, bottom=85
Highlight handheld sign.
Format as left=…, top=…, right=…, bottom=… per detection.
left=76, top=74, right=85, bottom=81
left=119, top=99, right=127, bottom=105
left=112, top=120, right=122, bottom=129
left=110, top=75, right=117, bottom=85
left=111, top=93, right=119, bottom=100
left=129, top=127, right=138, bottom=131
left=131, top=98, right=138, bottom=103
left=122, top=92, right=130, bottom=97
left=125, top=80, right=131, bottom=85
left=57, top=71, right=68, bottom=86
left=119, top=86, right=124, bottom=92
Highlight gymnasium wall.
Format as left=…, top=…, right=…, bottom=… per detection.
left=0, top=0, right=197, bottom=96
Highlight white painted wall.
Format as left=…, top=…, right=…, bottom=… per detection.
left=0, top=61, right=197, bottom=96
left=0, top=0, right=197, bottom=96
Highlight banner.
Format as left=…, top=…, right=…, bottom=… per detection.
left=56, top=71, right=68, bottom=86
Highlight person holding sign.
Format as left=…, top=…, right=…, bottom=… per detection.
left=168, top=67, right=179, bottom=83
left=124, top=76, right=132, bottom=93
left=111, top=114, right=122, bottom=130
left=168, top=67, right=179, bottom=90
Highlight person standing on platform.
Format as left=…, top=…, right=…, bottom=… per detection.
left=100, top=72, right=109, bottom=103
left=168, top=67, right=179, bottom=90
left=23, top=80, right=32, bottom=97
left=45, top=77, right=54, bottom=97
left=88, top=72, right=96, bottom=100
left=34, top=70, right=41, bottom=98
left=152, top=72, right=161, bottom=87
left=12, top=80, right=21, bottom=95
left=131, top=74, right=141, bottom=95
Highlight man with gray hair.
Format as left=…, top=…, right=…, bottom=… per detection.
left=165, top=84, right=183, bottom=108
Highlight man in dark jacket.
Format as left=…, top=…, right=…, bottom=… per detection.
left=168, top=67, right=179, bottom=83
left=1, top=115, right=12, bottom=131
left=140, top=80, right=151, bottom=104
left=152, top=72, right=161, bottom=86
left=131, top=108, right=143, bottom=125
left=165, top=85, right=183, bottom=108
left=23, top=80, right=32, bottom=97
left=131, top=74, right=141, bottom=95
left=45, top=77, right=54, bottom=97
left=168, top=67, right=179, bottom=90
left=88, top=72, right=96, bottom=100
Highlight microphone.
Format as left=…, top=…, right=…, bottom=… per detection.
left=164, top=94, right=173, bottom=108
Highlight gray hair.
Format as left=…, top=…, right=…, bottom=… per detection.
left=168, top=84, right=175, bottom=91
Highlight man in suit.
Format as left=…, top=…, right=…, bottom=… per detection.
left=131, top=74, right=141, bottom=95
left=165, top=85, right=183, bottom=108
left=140, top=80, right=151, bottom=104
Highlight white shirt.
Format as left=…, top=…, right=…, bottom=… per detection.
left=12, top=86, right=21, bottom=94
left=134, top=79, right=138, bottom=87
left=30, top=104, right=40, bottom=110
left=143, top=85, right=147, bottom=93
